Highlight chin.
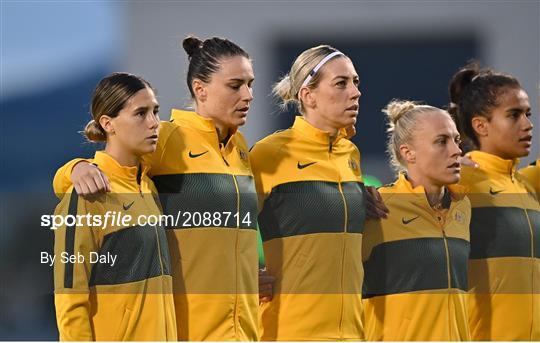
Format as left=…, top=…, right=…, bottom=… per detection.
left=139, top=145, right=157, bottom=155
left=234, top=118, right=247, bottom=127
left=447, top=174, right=461, bottom=185
left=516, top=148, right=531, bottom=158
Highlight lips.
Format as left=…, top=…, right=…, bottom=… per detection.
left=519, top=135, right=532, bottom=142
left=147, top=134, right=158, bottom=140
left=346, top=105, right=359, bottom=111
left=236, top=107, right=250, bottom=113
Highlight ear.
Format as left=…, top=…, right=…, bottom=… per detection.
left=471, top=116, right=489, bottom=138
left=99, top=115, right=115, bottom=135
left=299, top=86, right=316, bottom=110
left=399, top=143, right=416, bottom=164
left=192, top=79, right=207, bottom=103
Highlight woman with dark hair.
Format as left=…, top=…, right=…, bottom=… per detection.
left=53, top=36, right=260, bottom=341
left=53, top=72, right=177, bottom=340
left=449, top=63, right=539, bottom=341
left=250, top=45, right=366, bottom=341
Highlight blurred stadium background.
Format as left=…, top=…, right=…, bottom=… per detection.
left=1, top=1, right=538, bottom=339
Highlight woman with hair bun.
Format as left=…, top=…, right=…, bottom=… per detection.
left=362, top=100, right=471, bottom=341
left=449, top=63, right=539, bottom=341
left=250, top=45, right=366, bottom=340
left=52, top=36, right=260, bottom=340
left=53, top=73, right=177, bottom=340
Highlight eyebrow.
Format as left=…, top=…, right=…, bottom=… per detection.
left=332, top=75, right=359, bottom=81
left=228, top=78, right=254, bottom=82
left=133, top=104, right=159, bottom=112
left=506, top=106, right=531, bottom=113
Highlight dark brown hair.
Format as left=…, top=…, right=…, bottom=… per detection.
left=84, top=72, right=153, bottom=142
left=448, top=61, right=521, bottom=149
left=182, top=35, right=249, bottom=98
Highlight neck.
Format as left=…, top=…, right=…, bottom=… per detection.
left=196, top=108, right=232, bottom=143
left=406, top=170, right=445, bottom=208
left=214, top=123, right=231, bottom=143
left=478, top=141, right=515, bottom=160
left=303, top=112, right=339, bottom=139
left=105, top=143, right=139, bottom=167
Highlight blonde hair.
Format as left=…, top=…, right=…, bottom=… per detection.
left=272, top=45, right=345, bottom=113
left=384, top=100, right=443, bottom=173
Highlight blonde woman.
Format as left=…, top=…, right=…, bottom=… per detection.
left=250, top=45, right=365, bottom=341
left=362, top=100, right=471, bottom=341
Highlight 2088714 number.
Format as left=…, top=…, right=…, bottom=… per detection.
left=181, top=211, right=251, bottom=227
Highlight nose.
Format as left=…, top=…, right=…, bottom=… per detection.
left=148, top=111, right=160, bottom=129
left=450, top=139, right=462, bottom=158
left=351, top=84, right=361, bottom=100
left=241, top=84, right=254, bottom=102
left=522, top=114, right=533, bottom=132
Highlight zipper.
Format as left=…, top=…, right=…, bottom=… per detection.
left=330, top=136, right=347, bottom=339
left=136, top=165, right=144, bottom=198
left=437, top=207, right=453, bottom=340
left=512, top=178, right=535, bottom=339
left=523, top=206, right=536, bottom=339
left=222, top=141, right=240, bottom=337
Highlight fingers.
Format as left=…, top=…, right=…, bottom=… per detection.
left=71, top=162, right=110, bottom=201
left=99, top=170, right=112, bottom=192
left=365, top=186, right=388, bottom=219
left=459, top=155, right=479, bottom=168
left=259, top=268, right=275, bottom=303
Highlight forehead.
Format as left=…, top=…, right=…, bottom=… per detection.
left=213, top=55, right=254, bottom=79
left=318, top=56, right=357, bottom=78
left=124, top=87, right=157, bottom=107
left=496, top=87, right=530, bottom=109
left=416, top=111, right=458, bottom=135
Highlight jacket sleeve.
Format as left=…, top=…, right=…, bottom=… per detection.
left=52, top=159, right=88, bottom=199
left=249, top=143, right=277, bottom=212
left=53, top=188, right=102, bottom=341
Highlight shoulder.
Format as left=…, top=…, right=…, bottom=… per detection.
left=376, top=182, right=400, bottom=204
left=458, top=165, right=486, bottom=190
left=250, top=129, right=292, bottom=158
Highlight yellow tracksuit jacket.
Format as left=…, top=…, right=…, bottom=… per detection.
left=362, top=173, right=471, bottom=341
left=519, top=158, right=539, bottom=195
left=54, top=151, right=176, bottom=341
left=460, top=151, right=540, bottom=341
left=53, top=110, right=259, bottom=341
left=250, top=116, right=366, bottom=341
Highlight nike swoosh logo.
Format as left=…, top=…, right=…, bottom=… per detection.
left=489, top=187, right=504, bottom=195
left=402, top=215, right=420, bottom=225
left=189, top=150, right=209, bottom=158
left=297, top=161, right=317, bottom=169
left=123, top=201, right=135, bottom=211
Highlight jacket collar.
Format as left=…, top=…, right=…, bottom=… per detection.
left=468, top=150, right=519, bottom=177
left=93, top=151, right=147, bottom=182
left=170, top=109, right=238, bottom=136
left=393, top=173, right=466, bottom=208
left=292, top=116, right=348, bottom=147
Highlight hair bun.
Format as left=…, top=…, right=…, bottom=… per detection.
left=449, top=62, right=481, bottom=104
left=182, top=35, right=202, bottom=57
left=383, top=100, right=417, bottom=125
left=83, top=119, right=106, bottom=142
